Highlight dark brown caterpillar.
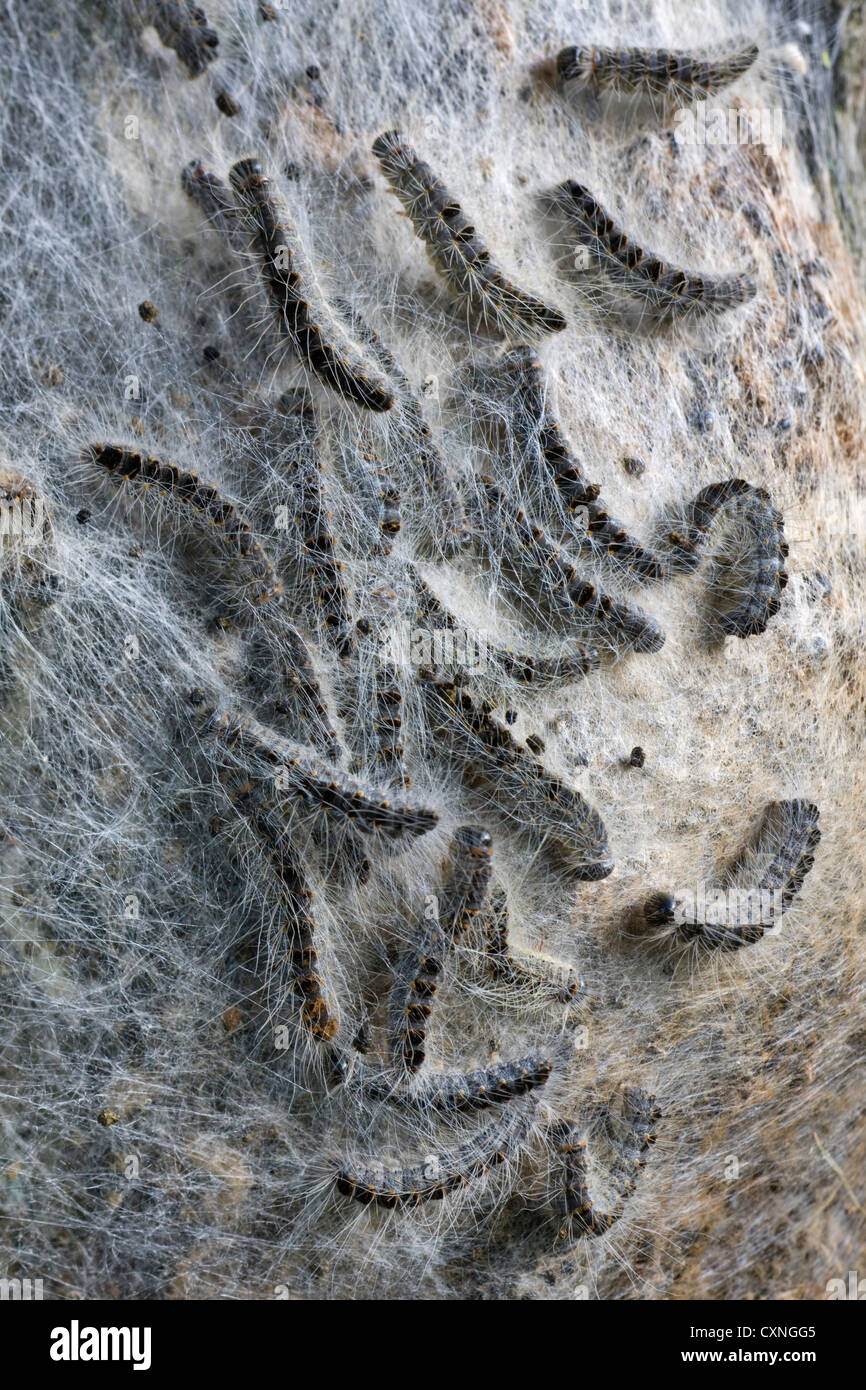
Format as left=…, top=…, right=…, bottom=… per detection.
left=372, top=130, right=567, bottom=341
left=550, top=1087, right=661, bottom=1238
left=84, top=444, right=281, bottom=607
left=0, top=470, right=62, bottom=631
left=245, top=615, right=341, bottom=762
left=200, top=705, right=438, bottom=845
left=181, top=159, right=246, bottom=250
left=289, top=406, right=356, bottom=657
left=409, top=566, right=599, bottom=685
left=341, top=441, right=401, bottom=557
left=496, top=348, right=665, bottom=581
left=421, top=677, right=613, bottom=880
left=556, top=43, right=759, bottom=100
left=228, top=158, right=394, bottom=412
left=351, top=1051, right=553, bottom=1116
left=477, top=888, right=581, bottom=1003
left=330, top=300, right=471, bottom=553
left=645, top=800, right=821, bottom=952
left=335, top=1094, right=537, bottom=1208
left=227, top=787, right=339, bottom=1042
left=365, top=660, right=408, bottom=790
left=388, top=826, right=493, bottom=1072
left=551, top=182, right=756, bottom=322
left=148, top=1, right=219, bottom=77
left=477, top=478, right=665, bottom=654
left=667, top=478, right=788, bottom=638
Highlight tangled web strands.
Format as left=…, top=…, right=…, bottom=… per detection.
left=0, top=0, right=863, bottom=1302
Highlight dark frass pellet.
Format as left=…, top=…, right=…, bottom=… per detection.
left=628, top=746, right=645, bottom=768
left=203, top=344, right=221, bottom=362
left=623, top=456, right=646, bottom=477
left=138, top=300, right=158, bottom=323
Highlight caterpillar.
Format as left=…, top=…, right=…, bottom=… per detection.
left=330, top=300, right=471, bottom=554
left=477, top=478, right=665, bottom=654
left=556, top=42, right=759, bottom=100
left=363, top=659, right=409, bottom=790
left=147, top=2, right=219, bottom=78
left=350, top=1051, right=553, bottom=1116
left=335, top=1094, right=537, bottom=1208
left=476, top=888, right=581, bottom=1003
left=550, top=1087, right=661, bottom=1238
left=340, top=440, right=401, bottom=557
left=0, top=471, right=62, bottom=631
left=644, top=800, right=821, bottom=952
left=289, top=407, right=357, bottom=657
left=199, top=704, right=439, bottom=844
left=388, top=826, right=492, bottom=1072
left=181, top=160, right=245, bottom=249
left=245, top=615, right=342, bottom=762
left=551, top=182, right=756, bottom=322
left=409, top=566, right=599, bottom=685
left=667, top=479, right=788, bottom=638
left=84, top=444, right=282, bottom=608
left=227, top=787, right=339, bottom=1043
left=496, top=348, right=665, bottom=580
left=228, top=158, right=394, bottom=412
left=421, top=677, right=613, bottom=880
left=372, top=130, right=567, bottom=341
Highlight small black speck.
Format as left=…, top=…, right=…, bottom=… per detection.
left=203, top=345, right=220, bottom=362
left=284, top=161, right=302, bottom=181
left=215, top=90, right=241, bottom=118
left=356, top=617, right=372, bottom=636
left=188, top=688, right=205, bottom=707
left=518, top=84, right=532, bottom=102
left=305, top=63, right=321, bottom=81
left=76, top=508, right=91, bottom=525
left=628, top=746, right=645, bottom=768
left=623, top=455, right=646, bottom=477
left=504, top=710, right=518, bottom=725
left=775, top=417, right=792, bottom=432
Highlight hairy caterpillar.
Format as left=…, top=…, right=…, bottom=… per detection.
left=340, top=440, right=401, bottom=556
left=496, top=347, right=665, bottom=579
left=372, top=130, right=567, bottom=341
left=181, top=159, right=247, bottom=250
left=477, top=478, right=665, bottom=654
left=550, top=1087, right=661, bottom=1238
left=422, top=677, right=613, bottom=880
left=0, top=471, right=62, bottom=640
left=350, top=1051, right=553, bottom=1116
left=330, top=300, right=471, bottom=554
left=199, top=704, right=439, bottom=844
left=228, top=158, right=394, bottom=412
left=388, top=826, right=493, bottom=1072
left=409, top=565, right=599, bottom=685
left=551, top=182, right=756, bottom=322
left=667, top=479, right=788, bottom=638
left=476, top=888, right=581, bottom=1003
left=335, top=1094, right=537, bottom=1208
left=84, top=444, right=282, bottom=608
left=556, top=42, right=759, bottom=100
left=289, top=409, right=357, bottom=657
left=227, top=787, right=339, bottom=1042
left=245, top=615, right=342, bottom=762
left=644, top=800, right=821, bottom=952
left=364, top=660, right=409, bottom=790
left=147, top=1, right=219, bottom=78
